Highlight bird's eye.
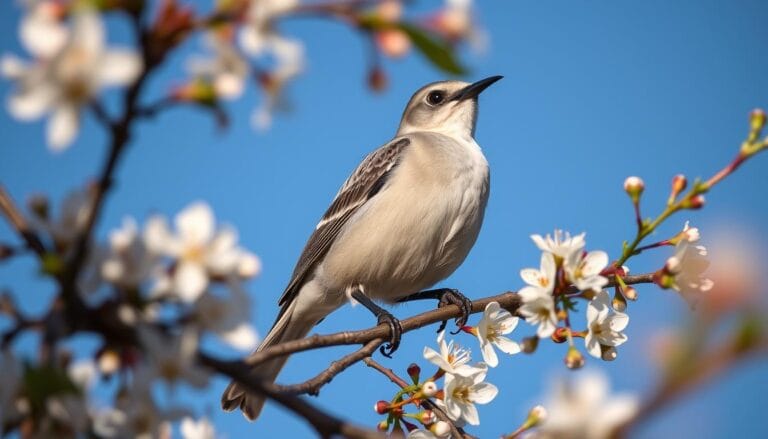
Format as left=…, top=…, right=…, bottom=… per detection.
left=426, top=90, right=445, bottom=106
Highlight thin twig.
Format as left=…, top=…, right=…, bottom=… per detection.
left=277, top=338, right=384, bottom=395
left=0, top=185, right=46, bottom=256
left=363, top=357, right=467, bottom=439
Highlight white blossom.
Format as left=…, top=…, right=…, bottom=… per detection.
left=2, top=10, right=142, bottom=150
left=474, top=301, right=520, bottom=367
left=145, top=202, right=260, bottom=302
left=520, top=252, right=556, bottom=294
left=423, top=330, right=483, bottom=377
left=188, top=34, right=249, bottom=100
left=19, top=0, right=69, bottom=58
left=531, top=371, right=638, bottom=439
left=530, top=230, right=585, bottom=262
left=564, top=249, right=609, bottom=293
left=193, top=283, right=259, bottom=351
left=101, top=217, right=158, bottom=290
left=667, top=240, right=713, bottom=306
left=138, top=326, right=209, bottom=388
left=681, top=221, right=700, bottom=243
left=441, top=365, right=497, bottom=426
left=181, top=416, right=216, bottom=439
left=518, top=286, right=558, bottom=338
left=585, top=291, right=629, bottom=359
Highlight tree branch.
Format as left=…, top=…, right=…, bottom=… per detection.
left=247, top=273, right=655, bottom=367
left=277, top=338, right=385, bottom=395
left=199, top=353, right=384, bottom=439
left=0, top=185, right=46, bottom=256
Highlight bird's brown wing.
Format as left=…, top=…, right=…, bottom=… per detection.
left=276, top=137, right=410, bottom=312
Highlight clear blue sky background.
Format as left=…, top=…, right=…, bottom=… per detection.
left=2, top=1, right=768, bottom=437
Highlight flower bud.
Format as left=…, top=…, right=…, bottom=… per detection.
left=421, top=381, right=438, bottom=398
left=623, top=176, right=645, bottom=203
left=682, top=195, right=705, bottom=210
left=97, top=349, right=121, bottom=375
left=528, top=404, right=548, bottom=426
left=407, top=363, right=421, bottom=382
left=377, top=420, right=389, bottom=431
left=612, top=290, right=627, bottom=312
left=367, top=67, right=388, bottom=93
left=564, top=346, right=581, bottom=366
left=551, top=327, right=569, bottom=343
left=374, top=400, right=390, bottom=414
left=750, top=108, right=766, bottom=133
left=622, top=286, right=638, bottom=301
left=669, top=174, right=688, bottom=204
left=375, top=29, right=411, bottom=58
left=601, top=346, right=618, bottom=361
left=420, top=410, right=436, bottom=424
left=521, top=336, right=539, bottom=353
left=564, top=346, right=585, bottom=370
left=377, top=0, right=402, bottom=22
left=237, top=253, right=261, bottom=278
left=665, top=256, right=682, bottom=275
left=430, top=421, right=451, bottom=438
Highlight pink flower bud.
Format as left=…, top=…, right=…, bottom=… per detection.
left=685, top=195, right=705, bottom=210
left=623, top=286, right=638, bottom=301
left=375, top=29, right=411, bottom=58
left=671, top=174, right=687, bottom=196
left=407, top=363, right=421, bottom=381
left=367, top=67, right=388, bottom=93
left=528, top=404, right=548, bottom=425
left=374, top=400, right=390, bottom=414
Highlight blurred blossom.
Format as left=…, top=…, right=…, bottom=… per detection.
left=193, top=283, right=259, bottom=351
left=93, top=380, right=182, bottom=439
left=238, top=0, right=304, bottom=130
left=427, top=0, right=486, bottom=51
left=68, top=359, right=98, bottom=390
left=1, top=10, right=142, bottom=150
left=374, top=0, right=410, bottom=58
left=145, top=202, right=260, bottom=302
left=585, top=291, right=629, bottom=359
left=102, top=217, right=158, bottom=290
left=701, top=228, right=763, bottom=313
left=30, top=188, right=92, bottom=250
left=474, top=301, right=520, bottom=367
left=423, top=329, right=482, bottom=377
left=19, top=0, right=69, bottom=58
left=530, top=371, right=638, bottom=439
left=520, top=252, right=556, bottom=294
left=138, top=326, right=209, bottom=388
left=666, top=239, right=713, bottom=307
left=518, top=286, right=558, bottom=338
left=187, top=34, right=249, bottom=100
left=181, top=416, right=217, bottom=439
left=439, top=364, right=497, bottom=426
left=46, top=395, right=90, bottom=434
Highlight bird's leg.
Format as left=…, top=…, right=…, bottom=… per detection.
left=349, top=288, right=402, bottom=358
left=398, top=288, right=472, bottom=334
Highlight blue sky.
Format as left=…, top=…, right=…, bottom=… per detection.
left=2, top=0, right=768, bottom=437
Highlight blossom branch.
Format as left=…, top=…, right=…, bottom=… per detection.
left=0, top=185, right=46, bottom=256
left=363, top=357, right=469, bottom=439
left=247, top=274, right=654, bottom=367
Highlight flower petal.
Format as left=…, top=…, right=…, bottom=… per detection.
left=176, top=202, right=215, bottom=246
left=96, top=50, right=142, bottom=87
left=174, top=262, right=208, bottom=302
left=47, top=104, right=79, bottom=151
left=470, top=382, right=498, bottom=404
left=493, top=336, right=521, bottom=355
left=479, top=341, right=498, bottom=367
left=609, top=312, right=629, bottom=332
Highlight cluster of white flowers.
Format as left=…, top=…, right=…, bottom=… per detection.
left=1, top=4, right=142, bottom=150
left=516, top=230, right=628, bottom=359
left=664, top=222, right=713, bottom=306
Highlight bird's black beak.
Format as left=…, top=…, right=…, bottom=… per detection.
left=451, top=75, right=503, bottom=101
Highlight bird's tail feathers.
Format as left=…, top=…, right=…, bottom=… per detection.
left=220, top=299, right=313, bottom=421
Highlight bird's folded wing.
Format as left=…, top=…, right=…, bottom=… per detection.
left=277, top=137, right=411, bottom=310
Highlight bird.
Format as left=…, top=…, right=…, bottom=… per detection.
left=221, top=76, right=503, bottom=421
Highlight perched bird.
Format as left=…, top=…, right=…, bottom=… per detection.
left=221, top=76, right=503, bottom=420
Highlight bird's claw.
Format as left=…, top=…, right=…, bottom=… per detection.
left=377, top=311, right=402, bottom=358
left=437, top=289, right=473, bottom=335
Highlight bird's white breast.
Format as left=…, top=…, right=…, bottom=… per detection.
left=317, top=131, right=490, bottom=302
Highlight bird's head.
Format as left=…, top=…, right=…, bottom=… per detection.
left=396, top=76, right=502, bottom=138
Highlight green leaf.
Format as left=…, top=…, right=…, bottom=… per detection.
left=23, top=363, right=80, bottom=415
left=397, top=23, right=467, bottom=75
